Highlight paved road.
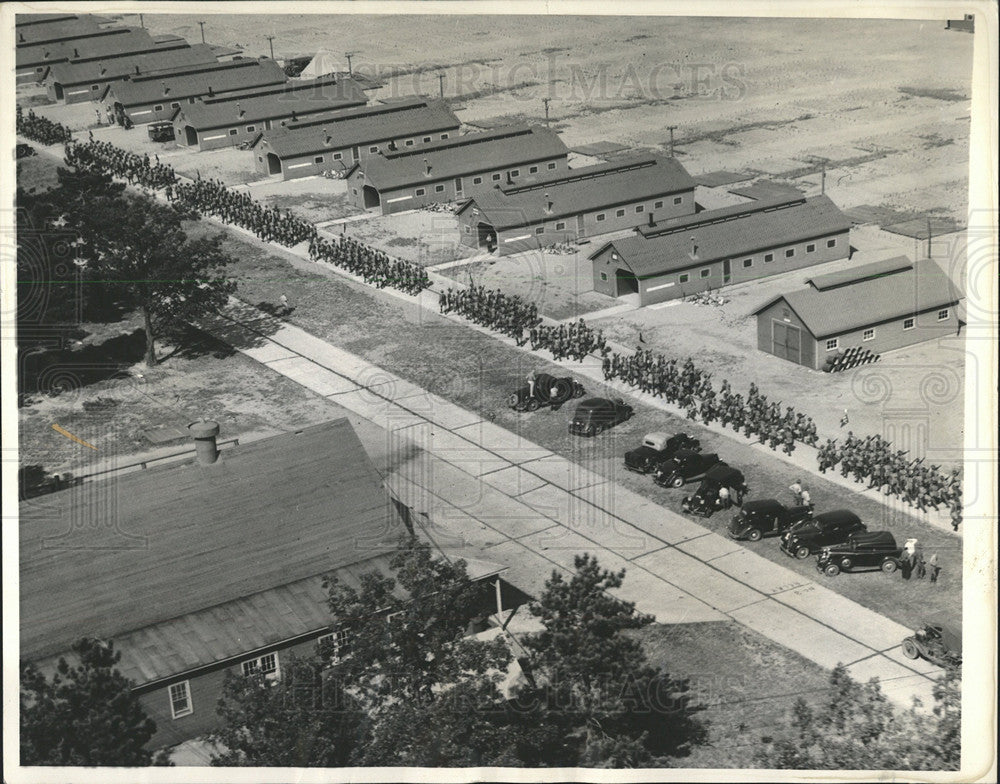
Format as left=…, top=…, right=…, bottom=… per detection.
left=197, top=301, right=942, bottom=711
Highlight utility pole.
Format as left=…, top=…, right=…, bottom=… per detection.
left=198, top=21, right=206, bottom=44
left=666, top=125, right=677, bottom=157
left=927, top=218, right=932, bottom=258
left=821, top=166, right=826, bottom=195
left=437, top=72, right=445, bottom=98
left=138, top=13, right=144, bottom=28
left=265, top=35, right=275, bottom=60
left=542, top=97, right=551, bottom=128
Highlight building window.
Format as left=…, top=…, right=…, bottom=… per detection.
left=229, top=128, right=238, bottom=136
left=492, top=173, right=501, bottom=181
left=764, top=253, right=774, bottom=262
left=464, top=225, right=470, bottom=233
left=529, top=166, right=538, bottom=174
left=404, top=139, right=413, bottom=146
left=318, top=628, right=351, bottom=662
left=434, top=184, right=445, bottom=193
left=600, top=272, right=608, bottom=281
left=440, top=133, right=449, bottom=139
left=596, top=213, right=606, bottom=222
left=806, top=243, right=816, bottom=253
left=423, top=136, right=431, bottom=142
left=635, top=205, right=644, bottom=213
left=535, top=226, right=545, bottom=234
left=742, top=258, right=753, bottom=268
left=673, top=196, right=683, bottom=205
left=242, top=652, right=280, bottom=680
left=547, top=162, right=557, bottom=169
left=473, top=176, right=483, bottom=185
left=246, top=125, right=255, bottom=133
left=654, top=200, right=663, bottom=209
left=333, top=152, right=342, bottom=160
left=510, top=169, right=520, bottom=177
left=92, top=84, right=100, bottom=90
left=785, top=248, right=795, bottom=258
left=937, top=308, right=949, bottom=321
left=555, top=221, right=566, bottom=230
left=700, top=268, right=710, bottom=278
left=679, top=273, right=689, bottom=283
left=168, top=681, right=192, bottom=719
left=825, top=338, right=839, bottom=351
left=314, top=156, right=324, bottom=163
left=154, top=104, right=163, bottom=111
left=827, top=238, right=837, bottom=248
left=903, top=317, right=915, bottom=330
left=369, top=145, right=379, bottom=153
left=616, top=209, right=625, bottom=217
left=863, top=328, right=875, bottom=341
left=415, top=188, right=426, bottom=196
left=171, top=102, right=180, bottom=109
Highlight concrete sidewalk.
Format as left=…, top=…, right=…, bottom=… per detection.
left=197, top=301, right=943, bottom=711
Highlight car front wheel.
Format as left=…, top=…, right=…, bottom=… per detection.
left=794, top=545, right=810, bottom=560
left=881, top=559, right=898, bottom=574
left=824, top=563, right=841, bottom=576
left=902, top=638, right=920, bottom=659
left=747, top=528, right=762, bottom=542
left=671, top=475, right=684, bottom=488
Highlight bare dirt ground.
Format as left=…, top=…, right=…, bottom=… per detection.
left=244, top=176, right=364, bottom=223
left=338, top=208, right=482, bottom=265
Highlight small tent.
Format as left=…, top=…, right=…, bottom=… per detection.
left=299, top=49, right=343, bottom=79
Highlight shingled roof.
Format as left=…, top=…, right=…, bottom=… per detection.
left=253, top=98, right=460, bottom=159
left=47, top=44, right=220, bottom=87
left=17, top=27, right=175, bottom=70
left=20, top=418, right=404, bottom=664
left=15, top=15, right=105, bottom=46
left=104, top=58, right=287, bottom=107
left=173, top=77, right=368, bottom=130
left=456, top=155, right=696, bottom=229
left=347, top=125, right=568, bottom=190
left=752, top=257, right=962, bottom=337
left=591, top=195, right=852, bottom=277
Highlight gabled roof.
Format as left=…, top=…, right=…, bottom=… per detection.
left=17, top=28, right=168, bottom=69
left=751, top=257, right=961, bottom=338
left=347, top=125, right=568, bottom=190
left=590, top=195, right=852, bottom=277
left=254, top=99, right=460, bottom=159
left=47, top=44, right=220, bottom=87
left=15, top=16, right=105, bottom=46
left=104, top=58, right=287, bottom=107
left=17, top=14, right=80, bottom=26
left=456, top=155, right=695, bottom=229
left=20, top=418, right=403, bottom=663
left=173, top=78, right=368, bottom=131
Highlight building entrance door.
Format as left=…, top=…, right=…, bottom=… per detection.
left=723, top=259, right=732, bottom=284
left=772, top=321, right=802, bottom=364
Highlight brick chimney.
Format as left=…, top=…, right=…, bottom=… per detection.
left=189, top=420, right=220, bottom=465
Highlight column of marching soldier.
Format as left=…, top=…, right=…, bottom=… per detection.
left=25, top=126, right=964, bottom=531
left=439, top=285, right=963, bottom=530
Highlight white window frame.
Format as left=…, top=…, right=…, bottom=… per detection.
left=229, top=128, right=238, bottom=136
left=529, top=165, right=538, bottom=174
left=317, top=629, right=350, bottom=662
left=806, top=243, right=816, bottom=253
left=333, top=152, right=343, bottom=160
left=654, top=200, right=664, bottom=209
left=600, top=272, right=608, bottom=281
left=673, top=196, right=683, bottom=205
left=440, top=133, right=449, bottom=139
left=826, top=238, right=837, bottom=248
left=423, top=136, right=431, bottom=142
left=615, top=209, right=625, bottom=217
left=246, top=125, right=255, bottom=133
left=415, top=188, right=426, bottom=196
left=547, top=162, right=557, bottom=170
left=404, top=139, right=414, bottom=146
left=154, top=104, right=163, bottom=111
left=535, top=226, right=545, bottom=234
left=700, top=268, right=711, bottom=278
left=764, top=253, right=774, bottom=262
left=903, top=317, right=915, bottom=330
left=434, top=184, right=445, bottom=193
left=596, top=213, right=606, bottom=222
left=863, top=328, right=875, bottom=341
left=785, top=248, right=795, bottom=258
left=170, top=102, right=180, bottom=109
left=510, top=169, right=520, bottom=177
left=241, top=652, right=280, bottom=681
left=937, top=308, right=949, bottom=321
left=473, top=176, right=483, bottom=185
left=555, top=221, right=566, bottom=230
left=742, top=258, right=753, bottom=268
left=492, top=173, right=501, bottom=181
left=679, top=273, right=690, bottom=283
left=635, top=205, right=644, bottom=213
left=369, top=145, right=379, bottom=153
left=825, top=338, right=839, bottom=351
left=168, top=681, right=193, bottom=719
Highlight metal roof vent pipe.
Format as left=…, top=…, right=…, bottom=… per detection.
left=189, top=420, right=221, bottom=465
left=135, top=64, right=141, bottom=75
left=648, top=212, right=654, bottom=227
left=237, top=103, right=245, bottom=117
left=423, top=158, right=432, bottom=177
left=544, top=193, right=553, bottom=214
left=73, top=47, right=79, bottom=58
left=162, top=81, right=169, bottom=95
left=207, top=84, right=214, bottom=97
left=690, top=236, right=698, bottom=258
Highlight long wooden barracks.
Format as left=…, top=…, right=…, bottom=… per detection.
left=171, top=76, right=369, bottom=151
left=101, top=58, right=288, bottom=125
left=752, top=256, right=962, bottom=369
left=345, top=125, right=569, bottom=215
left=589, top=191, right=852, bottom=306
left=20, top=419, right=515, bottom=749
left=250, top=98, right=461, bottom=180
left=455, top=155, right=696, bottom=255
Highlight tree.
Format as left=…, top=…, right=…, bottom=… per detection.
left=56, top=184, right=234, bottom=366
left=20, top=637, right=160, bottom=766
left=754, top=663, right=961, bottom=770
left=513, top=554, right=707, bottom=767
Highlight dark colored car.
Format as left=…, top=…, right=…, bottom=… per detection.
left=779, top=509, right=867, bottom=559
left=653, top=449, right=721, bottom=488
left=507, top=372, right=585, bottom=412
left=902, top=619, right=962, bottom=668
left=728, top=499, right=815, bottom=542
left=681, top=464, right=749, bottom=517
left=568, top=398, right=633, bottom=437
left=624, top=432, right=700, bottom=474
left=147, top=121, right=175, bottom=142
left=816, top=531, right=903, bottom=576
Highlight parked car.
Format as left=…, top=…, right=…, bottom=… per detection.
left=147, top=121, right=175, bottom=142
left=681, top=464, right=749, bottom=517
left=728, top=499, right=814, bottom=542
left=653, top=449, right=721, bottom=488
left=816, top=531, right=904, bottom=576
left=624, top=432, right=700, bottom=474
left=902, top=618, right=962, bottom=668
left=507, top=372, right=585, bottom=412
left=779, top=509, right=867, bottom=559
left=568, top=398, right=633, bottom=437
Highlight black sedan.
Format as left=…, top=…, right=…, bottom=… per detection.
left=568, top=398, right=633, bottom=437
left=779, top=509, right=867, bottom=559
left=624, top=432, right=700, bottom=473
left=653, top=449, right=721, bottom=488
left=728, top=499, right=814, bottom=542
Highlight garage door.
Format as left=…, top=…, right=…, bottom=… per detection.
left=772, top=320, right=802, bottom=364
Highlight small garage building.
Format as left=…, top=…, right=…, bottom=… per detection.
left=344, top=125, right=569, bottom=215
left=171, top=77, right=368, bottom=151
left=589, top=193, right=852, bottom=306
left=101, top=58, right=287, bottom=125
left=454, top=155, right=696, bottom=255
left=44, top=44, right=220, bottom=104
left=250, top=98, right=461, bottom=180
left=752, top=257, right=962, bottom=369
